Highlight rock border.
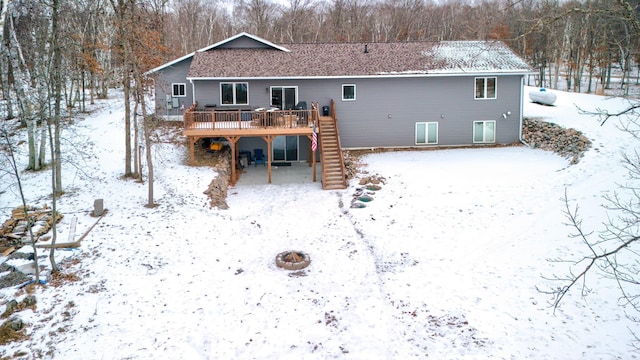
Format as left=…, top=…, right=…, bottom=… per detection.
left=522, top=118, right=591, bottom=164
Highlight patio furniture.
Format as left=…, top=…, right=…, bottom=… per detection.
left=254, top=149, right=266, bottom=167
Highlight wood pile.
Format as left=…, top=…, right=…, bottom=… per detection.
left=0, top=205, right=63, bottom=255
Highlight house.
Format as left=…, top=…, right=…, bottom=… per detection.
left=146, top=32, right=535, bottom=189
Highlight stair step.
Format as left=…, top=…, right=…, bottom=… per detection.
left=319, top=118, right=346, bottom=191
left=324, top=185, right=346, bottom=190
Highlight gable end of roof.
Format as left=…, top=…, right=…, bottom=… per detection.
left=197, top=32, right=290, bottom=53
left=144, top=51, right=195, bottom=75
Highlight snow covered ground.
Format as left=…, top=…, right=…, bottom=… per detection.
left=0, top=87, right=638, bottom=359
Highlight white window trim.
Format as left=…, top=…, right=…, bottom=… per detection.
left=342, top=84, right=356, bottom=101
left=220, top=82, right=249, bottom=106
left=269, top=86, right=299, bottom=108
left=415, top=122, right=438, bottom=145
left=472, top=120, right=496, bottom=143
left=172, top=83, right=186, bottom=97
left=474, top=77, right=497, bottom=100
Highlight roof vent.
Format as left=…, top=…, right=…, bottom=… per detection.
left=364, top=44, right=369, bottom=54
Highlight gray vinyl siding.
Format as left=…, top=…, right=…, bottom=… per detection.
left=153, top=58, right=193, bottom=116
left=214, top=37, right=272, bottom=49
left=193, top=79, right=332, bottom=110
left=332, top=75, right=523, bottom=148
left=187, top=75, right=523, bottom=152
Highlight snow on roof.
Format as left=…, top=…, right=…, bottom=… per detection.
left=187, top=38, right=534, bottom=79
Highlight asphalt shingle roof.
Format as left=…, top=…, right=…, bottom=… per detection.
left=187, top=40, right=533, bottom=79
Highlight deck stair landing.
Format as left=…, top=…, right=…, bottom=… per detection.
left=318, top=116, right=347, bottom=190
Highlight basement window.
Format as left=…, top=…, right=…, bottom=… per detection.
left=416, top=122, right=438, bottom=145
left=473, top=120, right=496, bottom=143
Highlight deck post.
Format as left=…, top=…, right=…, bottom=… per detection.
left=189, top=137, right=195, bottom=165
left=261, top=135, right=273, bottom=184
left=227, top=136, right=240, bottom=185
left=229, top=138, right=237, bottom=185
left=312, top=138, right=316, bottom=182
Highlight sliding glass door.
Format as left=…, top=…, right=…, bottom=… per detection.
left=270, top=86, right=297, bottom=110
left=273, top=136, right=299, bottom=162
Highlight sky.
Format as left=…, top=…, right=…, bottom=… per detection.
left=0, top=86, right=638, bottom=359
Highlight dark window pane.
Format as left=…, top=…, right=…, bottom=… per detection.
left=475, top=78, right=484, bottom=98
left=486, top=78, right=496, bottom=98
left=221, top=83, right=233, bottom=104
left=343, top=85, right=355, bottom=100
left=236, top=83, right=248, bottom=104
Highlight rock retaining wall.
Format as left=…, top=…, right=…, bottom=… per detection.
left=203, top=149, right=231, bottom=210
left=522, top=118, right=591, bottom=164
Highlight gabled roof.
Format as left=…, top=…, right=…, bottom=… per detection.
left=187, top=39, right=534, bottom=79
left=144, top=51, right=195, bottom=75
left=197, top=32, right=290, bottom=53
left=145, top=33, right=289, bottom=75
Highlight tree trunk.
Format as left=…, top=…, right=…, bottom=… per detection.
left=8, top=14, right=38, bottom=170
left=123, top=77, right=132, bottom=176
left=47, top=119, right=59, bottom=273
left=144, top=109, right=154, bottom=207
left=52, top=0, right=62, bottom=194
left=133, top=97, right=141, bottom=179
left=38, top=125, right=46, bottom=167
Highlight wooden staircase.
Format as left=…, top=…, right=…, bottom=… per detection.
left=318, top=115, right=347, bottom=190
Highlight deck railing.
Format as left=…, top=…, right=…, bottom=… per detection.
left=184, top=107, right=318, bottom=131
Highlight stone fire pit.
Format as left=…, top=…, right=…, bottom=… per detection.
left=275, top=251, right=311, bottom=270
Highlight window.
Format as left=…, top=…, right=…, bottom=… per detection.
left=172, top=83, right=186, bottom=97
left=475, top=77, right=496, bottom=99
left=473, top=121, right=496, bottom=143
left=270, top=86, right=297, bottom=109
left=416, top=122, right=438, bottom=145
left=221, top=82, right=248, bottom=105
left=342, top=84, right=356, bottom=101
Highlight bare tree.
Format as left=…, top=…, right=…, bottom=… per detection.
left=110, top=0, right=136, bottom=178
left=6, top=2, right=45, bottom=171
left=543, top=102, right=640, bottom=348
left=233, top=0, right=279, bottom=40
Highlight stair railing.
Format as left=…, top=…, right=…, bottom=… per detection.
left=329, top=99, right=347, bottom=188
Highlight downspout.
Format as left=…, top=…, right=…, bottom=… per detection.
left=519, top=75, right=531, bottom=147
left=190, top=79, right=195, bottom=107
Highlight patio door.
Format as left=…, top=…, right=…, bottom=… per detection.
left=271, top=86, right=297, bottom=110
left=273, top=136, right=299, bottom=162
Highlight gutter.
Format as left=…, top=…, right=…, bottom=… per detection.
left=519, top=75, right=531, bottom=147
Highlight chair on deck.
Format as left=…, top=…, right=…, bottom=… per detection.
left=254, top=149, right=266, bottom=167
left=295, top=101, right=308, bottom=125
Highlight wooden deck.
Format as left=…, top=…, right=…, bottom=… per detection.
left=183, top=106, right=320, bottom=185
left=183, top=108, right=316, bottom=137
